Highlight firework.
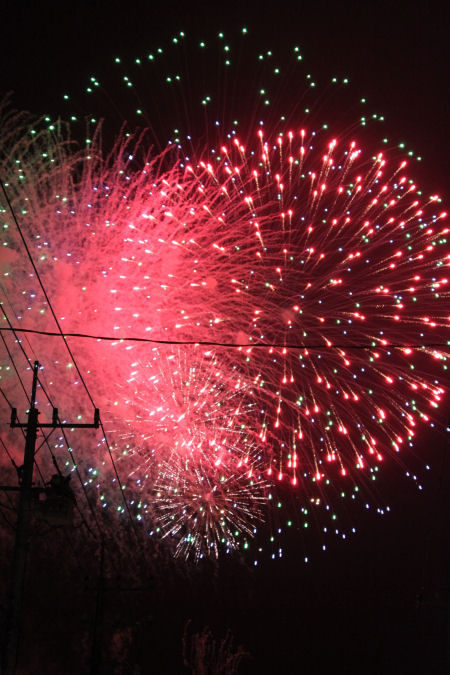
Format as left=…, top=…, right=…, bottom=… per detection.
left=0, top=28, right=448, bottom=561
left=153, top=452, right=265, bottom=561
left=101, top=345, right=267, bottom=559
left=173, top=132, right=448, bottom=488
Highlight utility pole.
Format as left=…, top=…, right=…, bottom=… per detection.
left=1, top=361, right=100, bottom=675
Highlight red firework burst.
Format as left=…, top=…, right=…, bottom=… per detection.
left=0, top=29, right=448, bottom=561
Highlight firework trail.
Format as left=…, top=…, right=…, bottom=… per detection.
left=0, top=30, right=448, bottom=560
left=174, top=132, right=448, bottom=487
left=0, top=112, right=270, bottom=557
left=154, top=451, right=266, bottom=561
left=102, top=346, right=267, bottom=559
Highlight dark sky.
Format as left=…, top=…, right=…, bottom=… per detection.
left=1, top=1, right=449, bottom=673
left=1, top=0, right=448, bottom=184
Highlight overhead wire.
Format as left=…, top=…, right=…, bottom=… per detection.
left=1, top=156, right=448, bottom=574
left=0, top=331, right=31, bottom=403
left=0, top=435, right=19, bottom=474
left=0, top=436, right=20, bottom=522
left=0, top=344, right=101, bottom=580
left=0, top=177, right=141, bottom=546
left=0, top=326, right=448, bottom=350
left=0, top=303, right=103, bottom=538
left=1, top=304, right=118, bottom=547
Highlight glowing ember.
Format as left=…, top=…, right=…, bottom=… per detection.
left=0, top=29, right=447, bottom=561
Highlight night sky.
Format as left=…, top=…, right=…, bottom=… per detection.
left=1, top=1, right=449, bottom=673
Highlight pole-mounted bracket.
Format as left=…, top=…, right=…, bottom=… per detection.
left=10, top=407, right=100, bottom=430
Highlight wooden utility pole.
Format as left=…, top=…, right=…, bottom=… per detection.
left=1, top=361, right=100, bottom=674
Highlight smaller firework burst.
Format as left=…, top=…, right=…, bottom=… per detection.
left=153, top=451, right=266, bottom=561
left=98, top=346, right=267, bottom=560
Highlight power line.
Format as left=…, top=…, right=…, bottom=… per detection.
left=0, top=180, right=142, bottom=546
left=0, top=332, right=31, bottom=403
left=1, top=406, right=102, bottom=602
left=0, top=436, right=19, bottom=473
left=0, top=305, right=103, bottom=537
left=0, top=326, right=448, bottom=350
left=2, top=361, right=103, bottom=674
left=0, top=178, right=96, bottom=406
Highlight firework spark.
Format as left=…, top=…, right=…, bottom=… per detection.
left=154, top=452, right=266, bottom=561
left=0, top=29, right=448, bottom=561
